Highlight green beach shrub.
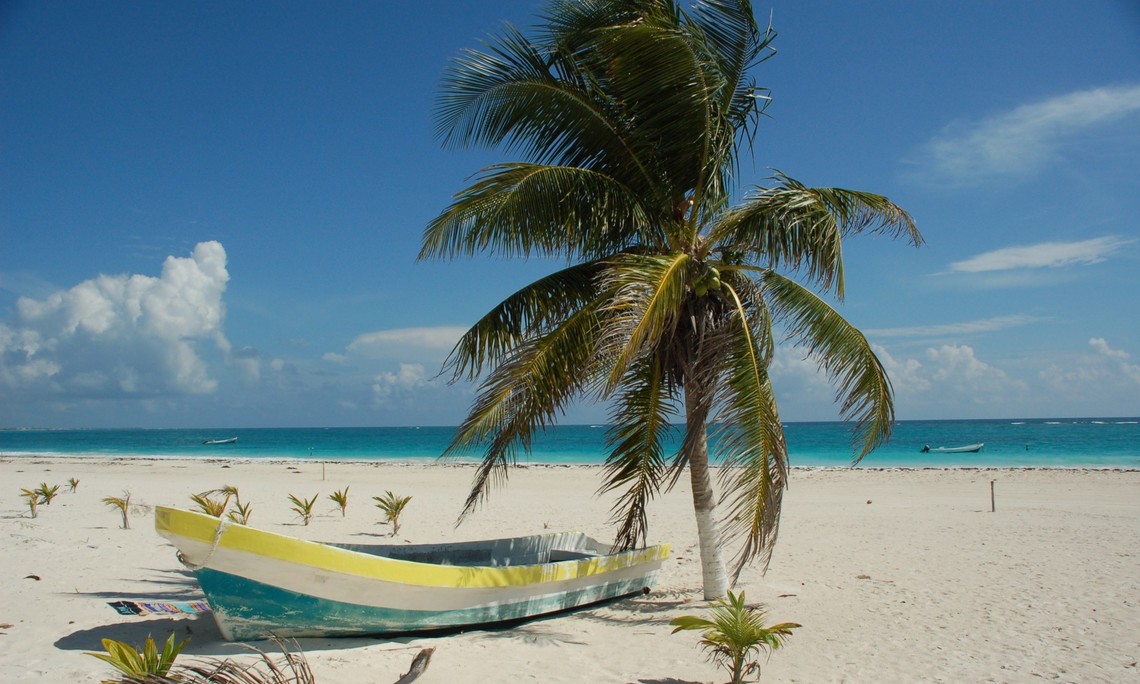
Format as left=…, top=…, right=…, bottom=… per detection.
left=670, top=591, right=800, bottom=684
left=67, top=477, right=80, bottom=493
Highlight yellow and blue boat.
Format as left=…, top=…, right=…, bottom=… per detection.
left=154, top=506, right=670, bottom=641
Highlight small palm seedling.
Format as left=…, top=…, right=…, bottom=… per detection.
left=89, top=636, right=313, bottom=684
left=190, top=489, right=232, bottom=518
left=67, top=477, right=80, bottom=493
left=86, top=632, right=187, bottom=682
left=102, top=492, right=132, bottom=529
left=288, top=493, right=318, bottom=526
left=226, top=499, right=253, bottom=525
left=670, top=591, right=800, bottom=684
left=226, top=499, right=254, bottom=526
left=216, top=485, right=253, bottom=523
left=20, top=488, right=42, bottom=518
left=329, top=486, right=350, bottom=517
left=36, top=482, right=61, bottom=505
left=372, top=491, right=412, bottom=536
left=218, top=484, right=242, bottom=503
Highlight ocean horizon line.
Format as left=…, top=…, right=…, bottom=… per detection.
left=3, top=415, right=1138, bottom=432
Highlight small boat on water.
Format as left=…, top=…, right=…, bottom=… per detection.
left=202, top=437, right=238, bottom=445
left=154, top=506, right=670, bottom=641
left=921, top=443, right=984, bottom=454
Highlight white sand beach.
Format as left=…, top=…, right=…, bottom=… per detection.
left=2, top=457, right=1137, bottom=683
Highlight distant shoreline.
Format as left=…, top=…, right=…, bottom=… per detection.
left=3, top=453, right=1138, bottom=473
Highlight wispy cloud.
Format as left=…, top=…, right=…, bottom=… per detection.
left=867, top=315, right=1042, bottom=339
left=909, top=84, right=1140, bottom=185
left=948, top=236, right=1133, bottom=273
left=346, top=326, right=467, bottom=354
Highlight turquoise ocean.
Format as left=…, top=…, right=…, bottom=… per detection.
left=2, top=418, right=1138, bottom=468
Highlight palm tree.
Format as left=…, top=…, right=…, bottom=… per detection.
left=421, top=0, right=922, bottom=599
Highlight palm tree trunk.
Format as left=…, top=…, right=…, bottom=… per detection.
left=685, top=381, right=730, bottom=600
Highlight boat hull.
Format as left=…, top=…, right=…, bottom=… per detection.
left=154, top=507, right=669, bottom=640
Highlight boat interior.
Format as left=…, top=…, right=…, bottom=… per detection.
left=329, top=531, right=611, bottom=567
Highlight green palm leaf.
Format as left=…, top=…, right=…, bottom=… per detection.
left=442, top=260, right=602, bottom=381
left=599, top=351, right=676, bottom=550
left=601, top=251, right=693, bottom=391
left=763, top=270, right=894, bottom=460
left=710, top=280, right=788, bottom=579
left=448, top=297, right=605, bottom=518
left=422, top=164, right=654, bottom=261
left=711, top=172, right=921, bottom=297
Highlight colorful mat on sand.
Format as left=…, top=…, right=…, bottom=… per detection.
left=108, top=600, right=211, bottom=616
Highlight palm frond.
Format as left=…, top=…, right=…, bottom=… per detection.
left=436, top=23, right=662, bottom=197
left=544, top=0, right=659, bottom=47
left=600, top=251, right=693, bottom=392
left=706, top=281, right=787, bottom=579
left=420, top=163, right=654, bottom=261
left=763, top=271, right=894, bottom=460
left=709, top=172, right=921, bottom=297
left=588, top=17, right=715, bottom=195
left=446, top=300, right=605, bottom=519
left=689, top=0, right=776, bottom=198
left=442, top=260, right=601, bottom=381
left=599, top=352, right=677, bottom=550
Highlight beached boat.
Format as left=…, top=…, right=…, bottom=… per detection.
left=153, top=506, right=670, bottom=641
left=202, top=437, right=238, bottom=445
left=921, top=443, right=984, bottom=453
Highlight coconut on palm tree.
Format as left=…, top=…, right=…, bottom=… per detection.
left=422, top=0, right=922, bottom=599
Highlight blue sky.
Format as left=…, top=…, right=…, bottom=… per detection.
left=2, top=0, right=1139, bottom=429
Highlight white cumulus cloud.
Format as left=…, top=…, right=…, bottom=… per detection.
left=1039, top=338, right=1140, bottom=408
left=926, top=345, right=1006, bottom=384
left=372, top=363, right=428, bottom=401
left=873, top=344, right=931, bottom=393
left=1089, top=337, right=1129, bottom=361
left=1089, top=337, right=1140, bottom=384
left=871, top=344, right=1023, bottom=412
left=0, top=241, right=230, bottom=398
left=948, top=237, right=1133, bottom=273
left=910, top=83, right=1140, bottom=185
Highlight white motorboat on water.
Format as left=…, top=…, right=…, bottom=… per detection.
left=202, top=437, right=238, bottom=445
left=921, top=443, right=984, bottom=454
